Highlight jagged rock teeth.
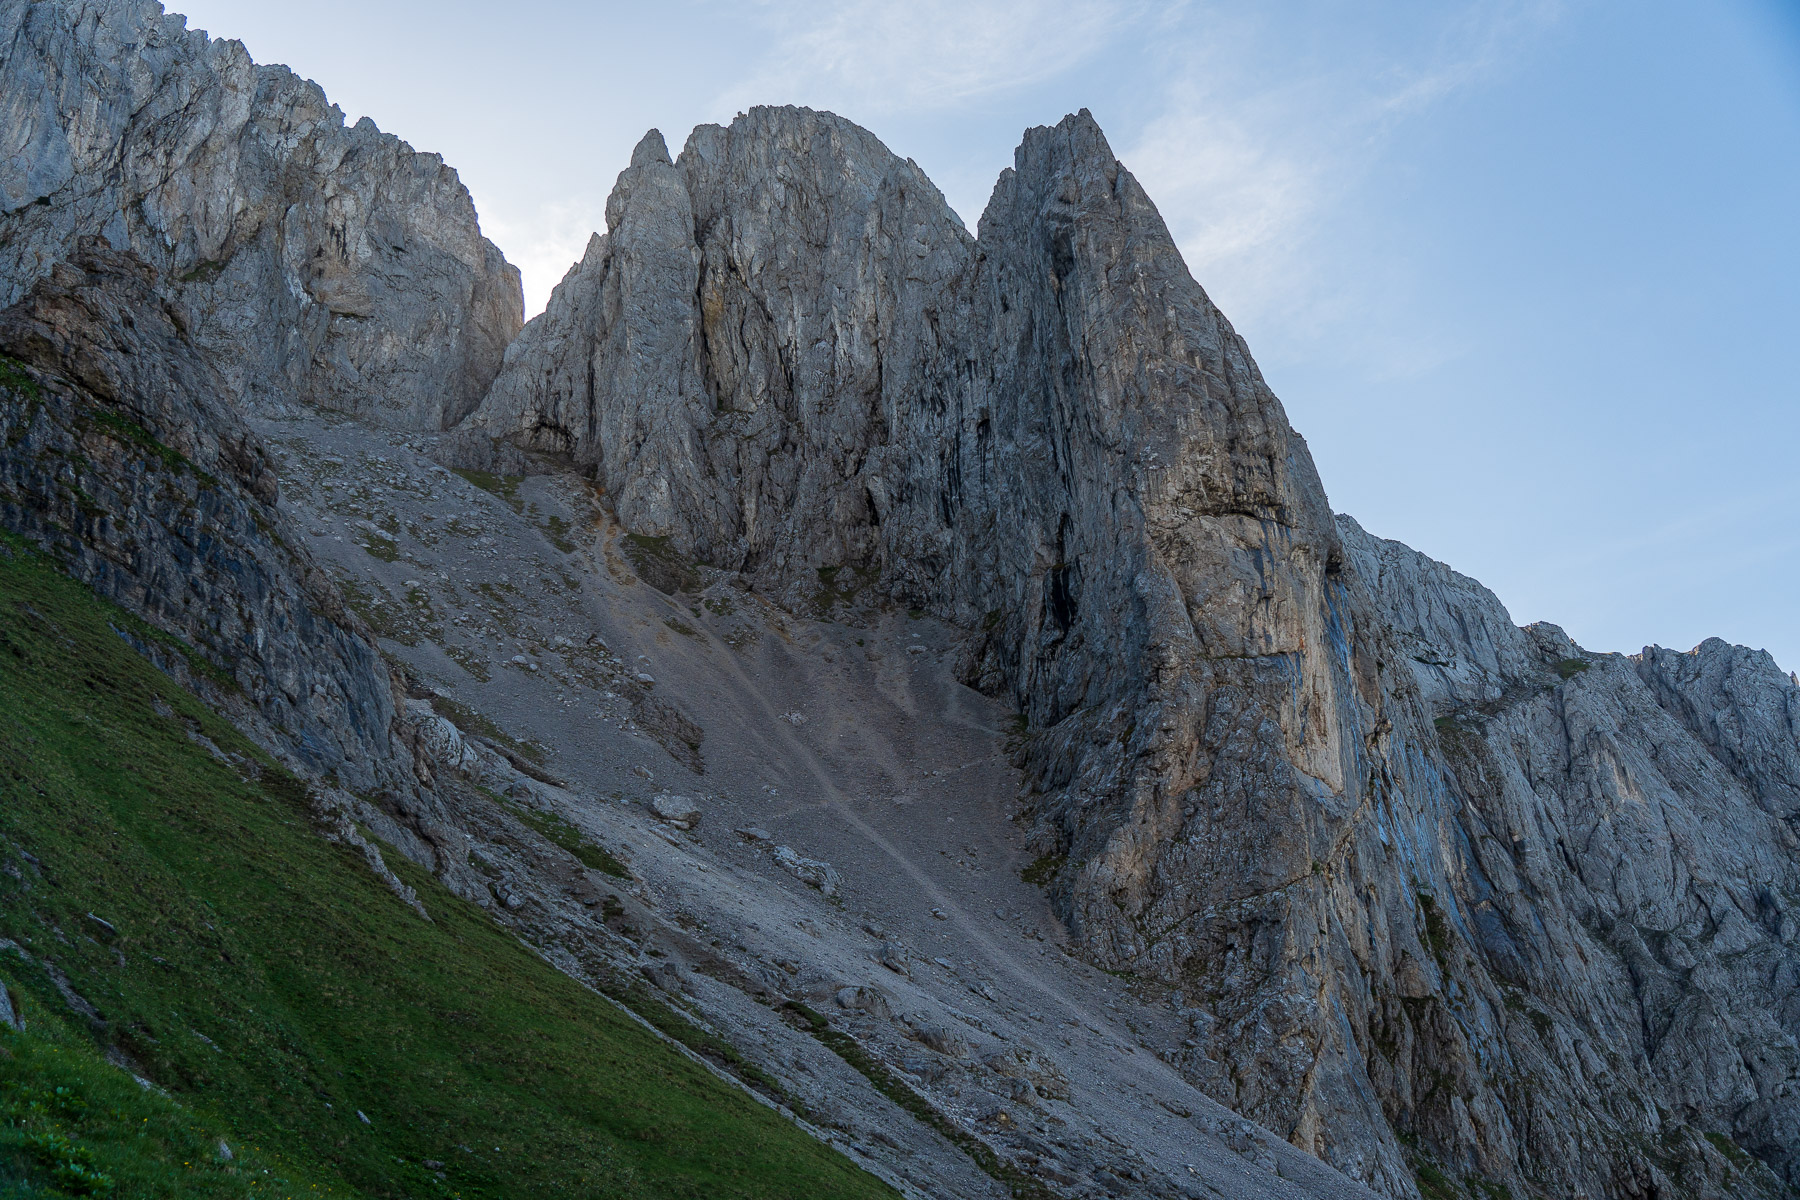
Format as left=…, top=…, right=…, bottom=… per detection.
left=454, top=103, right=1800, bottom=1197
left=2, top=2, right=1795, bottom=1190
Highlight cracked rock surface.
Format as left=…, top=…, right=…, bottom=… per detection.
left=460, top=103, right=1800, bottom=1197
left=0, top=0, right=522, bottom=427
left=2, top=4, right=1797, bottom=1196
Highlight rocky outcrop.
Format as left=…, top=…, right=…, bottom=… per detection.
left=0, top=241, right=417, bottom=792
left=1335, top=518, right=1798, bottom=1196
left=0, top=0, right=522, bottom=428
left=456, top=105, right=1800, bottom=1197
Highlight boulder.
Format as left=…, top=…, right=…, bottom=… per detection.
left=649, top=793, right=701, bottom=829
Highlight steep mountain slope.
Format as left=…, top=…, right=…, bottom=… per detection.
left=1, top=1, right=1795, bottom=1196
left=457, top=106, right=1800, bottom=1198
left=0, top=534, right=904, bottom=1200
left=1339, top=517, right=1800, bottom=1192
left=0, top=0, right=521, bottom=427
left=0, top=242, right=415, bottom=794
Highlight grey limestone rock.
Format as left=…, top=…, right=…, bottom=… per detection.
left=0, top=0, right=522, bottom=428
left=650, top=792, right=701, bottom=829
left=0, top=242, right=418, bottom=794
left=456, top=104, right=1800, bottom=1197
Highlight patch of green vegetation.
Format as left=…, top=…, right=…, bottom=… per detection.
left=1466, top=1174, right=1513, bottom=1200
left=809, top=565, right=877, bottom=619
left=441, top=643, right=490, bottom=682
left=1414, top=1161, right=1459, bottom=1200
left=1019, top=854, right=1065, bottom=887
left=0, top=539, right=898, bottom=1200
left=334, top=578, right=417, bottom=646
left=470, top=580, right=519, bottom=605
left=0, top=354, right=43, bottom=400
left=2, top=991, right=332, bottom=1197
left=84, top=410, right=210, bottom=485
left=5, top=536, right=240, bottom=697
left=1417, top=892, right=1452, bottom=967
left=427, top=696, right=546, bottom=765
left=1501, top=990, right=1554, bottom=1038
left=663, top=617, right=700, bottom=640
left=622, top=535, right=699, bottom=595
left=1001, top=714, right=1034, bottom=761
left=450, top=468, right=523, bottom=512
left=906, top=608, right=924, bottom=620
left=1703, top=1130, right=1752, bottom=1166
left=540, top=514, right=577, bottom=554
left=1555, top=657, right=1591, bottom=680
left=780, top=1003, right=1053, bottom=1200
left=981, top=609, right=1002, bottom=631
left=701, top=594, right=735, bottom=618
left=178, top=259, right=227, bottom=284
left=598, top=981, right=801, bottom=1119
left=499, top=800, right=631, bottom=880
left=358, top=536, right=399, bottom=564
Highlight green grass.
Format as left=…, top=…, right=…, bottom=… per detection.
left=496, top=800, right=631, bottom=881
left=1018, top=855, right=1065, bottom=888
left=449, top=470, right=522, bottom=513
left=1703, top=1130, right=1752, bottom=1167
left=1414, top=1161, right=1459, bottom=1200
left=780, top=1003, right=1052, bottom=1200
left=0, top=539, right=896, bottom=1200
left=427, top=696, right=546, bottom=766
left=81, top=412, right=193, bottom=480
left=539, top=514, right=577, bottom=555
left=2, top=988, right=332, bottom=1198
left=620, top=536, right=698, bottom=596
left=440, top=645, right=489, bottom=683
left=1554, top=657, right=1590, bottom=680
left=178, top=260, right=227, bottom=284
left=0, top=356, right=43, bottom=400
left=810, top=566, right=877, bottom=619
left=334, top=580, right=421, bottom=647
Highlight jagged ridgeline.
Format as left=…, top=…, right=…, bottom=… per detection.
left=1, top=2, right=1797, bottom=1200
left=455, top=112, right=1800, bottom=1198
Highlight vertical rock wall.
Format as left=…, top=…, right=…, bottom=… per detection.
left=457, top=104, right=1800, bottom=1198
left=0, top=243, right=416, bottom=793
left=0, top=0, right=522, bottom=428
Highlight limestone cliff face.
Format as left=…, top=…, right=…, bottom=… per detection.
left=0, top=242, right=418, bottom=793
left=0, top=0, right=522, bottom=428
left=459, top=105, right=1800, bottom=1197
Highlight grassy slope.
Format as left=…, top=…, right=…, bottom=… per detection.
left=0, top=538, right=894, bottom=1200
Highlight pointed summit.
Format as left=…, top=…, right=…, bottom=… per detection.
left=631, top=128, right=672, bottom=167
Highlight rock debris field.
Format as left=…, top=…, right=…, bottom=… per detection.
left=261, top=410, right=1375, bottom=1200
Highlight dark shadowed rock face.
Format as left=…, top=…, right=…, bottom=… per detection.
left=0, top=242, right=414, bottom=793
left=0, top=0, right=522, bottom=428
left=459, top=105, right=1800, bottom=1197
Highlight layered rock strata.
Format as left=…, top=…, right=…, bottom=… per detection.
left=0, top=242, right=418, bottom=793
left=0, top=0, right=522, bottom=427
left=458, top=105, right=1800, bottom=1197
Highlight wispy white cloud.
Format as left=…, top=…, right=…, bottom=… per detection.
left=1122, top=1, right=1563, bottom=367
left=721, top=0, right=1132, bottom=115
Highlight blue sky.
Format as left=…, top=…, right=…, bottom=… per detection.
left=171, top=0, right=1800, bottom=673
